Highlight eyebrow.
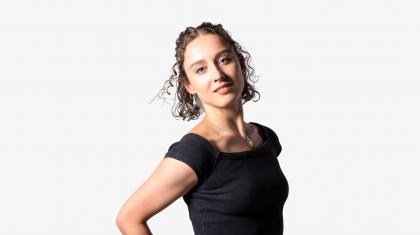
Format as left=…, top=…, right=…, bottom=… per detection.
left=189, top=48, right=232, bottom=70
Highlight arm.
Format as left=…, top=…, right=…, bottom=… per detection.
left=115, top=157, right=198, bottom=235
left=116, top=222, right=152, bottom=235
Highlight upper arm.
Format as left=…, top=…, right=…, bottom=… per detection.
left=116, top=157, right=198, bottom=225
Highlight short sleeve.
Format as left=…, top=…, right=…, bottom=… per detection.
left=163, top=134, right=216, bottom=185
left=265, top=126, right=282, bottom=157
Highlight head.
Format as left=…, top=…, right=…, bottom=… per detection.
left=154, top=22, right=260, bottom=121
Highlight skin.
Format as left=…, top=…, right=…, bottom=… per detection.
left=182, top=33, right=263, bottom=152
left=116, top=33, right=263, bottom=235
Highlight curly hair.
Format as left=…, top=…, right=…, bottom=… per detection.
left=151, top=22, right=261, bottom=121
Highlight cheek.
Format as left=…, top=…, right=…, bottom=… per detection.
left=237, top=68, right=246, bottom=92
left=237, top=63, right=245, bottom=77
left=236, top=65, right=245, bottom=83
left=193, top=78, right=213, bottom=97
left=231, top=62, right=243, bottom=80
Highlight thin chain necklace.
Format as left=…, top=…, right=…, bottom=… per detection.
left=204, top=118, right=255, bottom=149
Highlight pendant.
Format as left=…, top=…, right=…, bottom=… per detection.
left=246, top=137, right=255, bottom=149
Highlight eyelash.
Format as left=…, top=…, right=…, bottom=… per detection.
left=195, top=57, right=231, bottom=74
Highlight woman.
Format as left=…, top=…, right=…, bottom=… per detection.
left=116, top=22, right=289, bottom=235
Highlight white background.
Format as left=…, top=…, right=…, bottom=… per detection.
left=1, top=0, right=419, bottom=234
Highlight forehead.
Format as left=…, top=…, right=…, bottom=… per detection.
left=183, top=34, right=232, bottom=67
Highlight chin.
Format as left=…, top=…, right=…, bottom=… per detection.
left=214, top=98, right=242, bottom=109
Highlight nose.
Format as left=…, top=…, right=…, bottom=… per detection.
left=211, top=63, right=227, bottom=82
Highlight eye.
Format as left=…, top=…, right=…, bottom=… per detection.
left=219, top=57, right=231, bottom=64
left=196, top=67, right=206, bottom=74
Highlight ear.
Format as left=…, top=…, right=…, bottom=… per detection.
left=182, top=78, right=196, bottom=95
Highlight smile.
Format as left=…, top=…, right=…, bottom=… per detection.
left=214, top=83, right=233, bottom=94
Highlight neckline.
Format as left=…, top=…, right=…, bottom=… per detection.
left=186, top=122, right=269, bottom=156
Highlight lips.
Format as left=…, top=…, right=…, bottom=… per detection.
left=214, top=83, right=233, bottom=92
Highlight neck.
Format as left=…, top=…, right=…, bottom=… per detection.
left=202, top=103, right=248, bottom=138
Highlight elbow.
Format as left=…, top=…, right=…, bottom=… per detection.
left=116, top=210, right=133, bottom=230
left=115, top=218, right=132, bottom=235
left=115, top=211, right=148, bottom=229
left=116, top=215, right=138, bottom=234
left=116, top=214, right=151, bottom=235
left=116, top=213, right=128, bottom=231
left=116, top=212, right=136, bottom=229
left=116, top=216, right=153, bottom=235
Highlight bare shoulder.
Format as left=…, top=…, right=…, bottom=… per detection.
left=188, top=121, right=219, bottom=145
left=188, top=120, right=208, bottom=135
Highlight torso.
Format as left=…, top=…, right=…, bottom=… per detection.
left=177, top=122, right=289, bottom=234
left=188, top=121, right=265, bottom=153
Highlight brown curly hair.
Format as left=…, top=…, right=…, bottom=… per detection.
left=151, top=22, right=261, bottom=121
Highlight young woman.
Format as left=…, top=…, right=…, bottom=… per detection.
left=116, top=22, right=289, bottom=235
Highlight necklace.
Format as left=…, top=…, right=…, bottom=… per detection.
left=204, top=118, right=255, bottom=149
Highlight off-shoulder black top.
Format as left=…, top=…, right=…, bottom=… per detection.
left=164, top=122, right=289, bottom=235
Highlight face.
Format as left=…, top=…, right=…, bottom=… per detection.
left=182, top=33, right=245, bottom=111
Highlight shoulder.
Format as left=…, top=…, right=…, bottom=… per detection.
left=166, top=118, right=216, bottom=156
left=251, top=122, right=282, bottom=157
left=250, top=122, right=278, bottom=140
left=168, top=132, right=217, bottom=156
left=164, top=132, right=218, bottom=185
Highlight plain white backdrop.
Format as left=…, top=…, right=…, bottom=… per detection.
left=0, top=0, right=419, bottom=234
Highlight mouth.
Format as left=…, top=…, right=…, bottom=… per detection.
left=214, top=83, right=233, bottom=92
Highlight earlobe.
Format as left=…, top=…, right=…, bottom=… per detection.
left=182, top=78, right=196, bottom=94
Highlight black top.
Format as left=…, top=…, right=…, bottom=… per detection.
left=164, top=122, right=289, bottom=235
